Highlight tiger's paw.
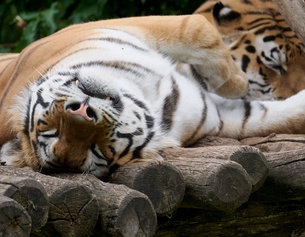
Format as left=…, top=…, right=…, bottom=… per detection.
left=215, top=72, right=249, bottom=99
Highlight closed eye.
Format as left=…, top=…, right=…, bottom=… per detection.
left=75, top=78, right=115, bottom=101
left=38, top=129, right=59, bottom=138
left=90, top=144, right=110, bottom=163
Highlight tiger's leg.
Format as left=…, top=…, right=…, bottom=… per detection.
left=63, top=15, right=248, bottom=99
left=209, top=90, right=305, bottom=139
left=119, top=15, right=248, bottom=99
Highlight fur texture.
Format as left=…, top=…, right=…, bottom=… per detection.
left=195, top=0, right=305, bottom=100
left=0, top=15, right=304, bottom=178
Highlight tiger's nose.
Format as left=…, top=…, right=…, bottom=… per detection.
left=66, top=97, right=97, bottom=122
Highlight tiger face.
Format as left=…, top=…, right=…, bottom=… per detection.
left=195, top=0, right=305, bottom=100
left=3, top=61, right=174, bottom=178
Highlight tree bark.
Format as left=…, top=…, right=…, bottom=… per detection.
left=252, top=149, right=305, bottom=202
left=53, top=173, right=157, bottom=237
left=0, top=195, right=32, bottom=237
left=241, top=134, right=305, bottom=152
left=0, top=175, right=49, bottom=230
left=109, top=160, right=185, bottom=216
left=191, top=135, right=241, bottom=147
left=162, top=145, right=268, bottom=192
left=163, top=156, right=252, bottom=212
left=273, top=0, right=305, bottom=45
left=0, top=166, right=99, bottom=237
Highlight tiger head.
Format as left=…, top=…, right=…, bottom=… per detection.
left=2, top=63, right=176, bottom=178
left=195, top=0, right=305, bottom=100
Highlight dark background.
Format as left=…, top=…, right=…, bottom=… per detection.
left=0, top=0, right=206, bottom=53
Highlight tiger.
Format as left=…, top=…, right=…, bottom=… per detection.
left=1, top=15, right=305, bottom=178
left=194, top=0, right=305, bottom=100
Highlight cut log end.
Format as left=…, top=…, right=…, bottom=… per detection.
left=115, top=196, right=157, bottom=237
left=53, top=173, right=157, bottom=237
left=181, top=159, right=252, bottom=212
left=229, top=147, right=268, bottom=192
left=109, top=160, right=186, bottom=216
left=41, top=184, right=99, bottom=237
left=0, top=175, right=49, bottom=229
left=162, top=145, right=268, bottom=193
left=0, top=196, right=31, bottom=237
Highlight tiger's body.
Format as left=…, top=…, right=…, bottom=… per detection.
left=195, top=0, right=305, bottom=100
left=0, top=15, right=305, bottom=178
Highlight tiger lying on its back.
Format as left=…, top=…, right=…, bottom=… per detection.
left=0, top=15, right=305, bottom=178
left=195, top=0, right=305, bottom=100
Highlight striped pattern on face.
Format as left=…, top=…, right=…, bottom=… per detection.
left=195, top=0, right=305, bottom=100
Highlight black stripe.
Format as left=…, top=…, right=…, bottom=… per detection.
left=30, top=92, right=50, bottom=133
left=112, top=97, right=124, bottom=113
left=246, top=17, right=274, bottom=26
left=261, top=51, right=272, bottom=61
left=242, top=101, right=251, bottom=128
left=245, top=45, right=256, bottom=53
left=248, top=79, right=269, bottom=87
left=133, top=111, right=141, bottom=120
left=161, top=78, right=180, bottom=132
left=254, top=25, right=282, bottom=35
left=144, top=113, right=154, bottom=129
left=183, top=93, right=207, bottom=145
left=108, top=145, right=116, bottom=156
left=31, top=139, right=40, bottom=161
left=116, top=128, right=146, bottom=159
left=132, top=131, right=155, bottom=159
left=37, top=91, right=50, bottom=108
left=37, top=119, right=48, bottom=126
left=81, top=37, right=149, bottom=52
left=190, top=65, right=208, bottom=90
left=116, top=131, right=134, bottom=159
left=71, top=60, right=158, bottom=78
left=90, top=144, right=110, bottom=161
left=243, top=0, right=253, bottom=4
left=123, top=93, right=149, bottom=111
left=263, top=35, right=276, bottom=42
left=241, top=55, right=250, bottom=72
left=23, top=97, right=31, bottom=136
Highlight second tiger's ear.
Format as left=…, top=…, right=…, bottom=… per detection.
left=213, top=1, right=241, bottom=25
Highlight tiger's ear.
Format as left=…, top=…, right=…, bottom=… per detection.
left=213, top=1, right=241, bottom=25
left=0, top=134, right=26, bottom=167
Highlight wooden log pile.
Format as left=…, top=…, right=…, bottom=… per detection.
left=1, top=134, right=305, bottom=236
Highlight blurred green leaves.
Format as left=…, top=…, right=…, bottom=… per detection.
left=0, top=0, right=205, bottom=53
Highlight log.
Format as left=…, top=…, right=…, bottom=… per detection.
left=0, top=175, right=49, bottom=230
left=241, top=134, right=305, bottom=152
left=273, top=0, right=305, bottom=45
left=0, top=166, right=99, bottom=237
left=163, top=156, right=252, bottom=212
left=109, top=160, right=185, bottom=216
left=162, top=145, right=268, bottom=192
left=0, top=195, right=31, bottom=237
left=52, top=173, right=157, bottom=237
left=251, top=149, right=305, bottom=202
left=191, top=135, right=241, bottom=147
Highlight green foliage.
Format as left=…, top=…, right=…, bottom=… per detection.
left=0, top=0, right=205, bottom=53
